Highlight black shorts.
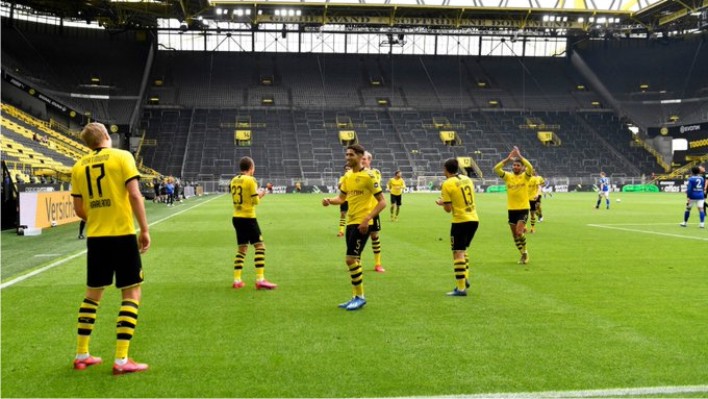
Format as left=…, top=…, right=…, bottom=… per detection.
left=450, top=221, right=479, bottom=251
left=508, top=209, right=529, bottom=225
left=529, top=200, right=539, bottom=212
left=390, top=194, right=402, bottom=206
left=369, top=215, right=381, bottom=233
left=340, top=201, right=349, bottom=212
left=232, top=217, right=263, bottom=245
left=345, top=224, right=370, bottom=257
left=86, top=235, right=143, bottom=289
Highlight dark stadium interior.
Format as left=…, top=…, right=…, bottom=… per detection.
left=2, top=18, right=707, bottom=183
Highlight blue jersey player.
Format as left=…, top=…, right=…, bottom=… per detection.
left=680, top=166, right=705, bottom=228
left=595, top=172, right=610, bottom=210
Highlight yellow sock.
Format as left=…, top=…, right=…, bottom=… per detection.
left=371, top=236, right=382, bottom=265
left=349, top=261, right=364, bottom=297
left=233, top=251, right=245, bottom=281
left=454, top=260, right=467, bottom=291
left=255, top=248, right=265, bottom=280
left=76, top=297, right=99, bottom=355
left=115, top=299, right=139, bottom=360
left=464, top=253, right=470, bottom=280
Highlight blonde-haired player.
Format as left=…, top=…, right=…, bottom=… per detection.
left=70, top=122, right=150, bottom=374
left=362, top=151, right=385, bottom=273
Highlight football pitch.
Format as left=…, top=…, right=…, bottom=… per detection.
left=1, top=192, right=707, bottom=398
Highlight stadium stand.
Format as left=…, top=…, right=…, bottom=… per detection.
left=6, top=20, right=708, bottom=185
left=1, top=23, right=148, bottom=124
left=571, top=36, right=708, bottom=126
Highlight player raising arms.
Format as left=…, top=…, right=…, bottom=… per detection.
left=387, top=170, right=406, bottom=222
left=322, top=144, right=386, bottom=310
left=435, top=158, right=479, bottom=297
left=494, top=146, right=534, bottom=265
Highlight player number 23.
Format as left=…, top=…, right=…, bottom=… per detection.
left=231, top=185, right=243, bottom=204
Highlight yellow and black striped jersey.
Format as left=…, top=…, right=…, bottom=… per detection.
left=441, top=174, right=479, bottom=223
left=71, top=147, right=140, bottom=237
left=341, top=169, right=382, bottom=225
left=230, top=174, right=260, bottom=218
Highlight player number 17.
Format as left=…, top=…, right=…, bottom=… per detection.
left=85, top=164, right=106, bottom=199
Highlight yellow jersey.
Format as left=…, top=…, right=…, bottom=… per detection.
left=70, top=148, right=140, bottom=237
left=441, top=174, right=479, bottom=223
left=338, top=170, right=352, bottom=191
left=230, top=174, right=260, bottom=218
left=387, top=177, right=406, bottom=196
left=527, top=176, right=542, bottom=199
left=341, top=169, right=382, bottom=225
left=365, top=167, right=382, bottom=210
left=494, top=159, right=533, bottom=210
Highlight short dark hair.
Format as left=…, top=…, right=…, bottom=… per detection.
left=691, top=166, right=700, bottom=175
left=239, top=156, right=254, bottom=172
left=347, top=144, right=366, bottom=155
left=444, top=158, right=459, bottom=174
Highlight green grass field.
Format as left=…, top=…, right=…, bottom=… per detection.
left=2, top=192, right=707, bottom=398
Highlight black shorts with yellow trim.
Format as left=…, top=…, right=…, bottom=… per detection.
left=86, top=235, right=143, bottom=289
left=232, top=217, right=263, bottom=245
left=450, top=221, right=479, bottom=251
left=507, top=209, right=529, bottom=225
left=345, top=224, right=370, bottom=257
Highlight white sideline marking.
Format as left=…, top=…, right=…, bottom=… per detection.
left=588, top=224, right=708, bottom=241
left=590, top=222, right=681, bottom=226
left=372, top=384, right=708, bottom=399
left=0, top=194, right=224, bottom=290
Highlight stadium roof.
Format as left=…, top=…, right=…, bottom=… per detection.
left=2, top=0, right=707, bottom=35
